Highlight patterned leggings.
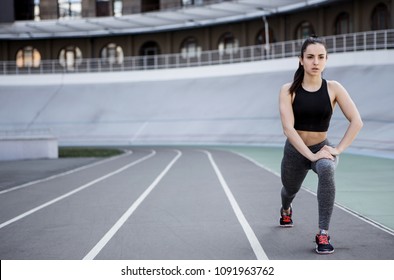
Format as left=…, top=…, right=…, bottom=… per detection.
left=280, top=139, right=338, bottom=230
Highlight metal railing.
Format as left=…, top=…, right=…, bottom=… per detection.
left=1, top=29, right=393, bottom=75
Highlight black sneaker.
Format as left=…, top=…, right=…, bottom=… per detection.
left=279, top=207, right=293, bottom=227
left=315, top=234, right=334, bottom=254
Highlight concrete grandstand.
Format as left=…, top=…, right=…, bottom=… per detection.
left=1, top=47, right=394, bottom=158
left=0, top=1, right=393, bottom=158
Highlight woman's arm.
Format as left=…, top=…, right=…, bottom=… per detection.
left=279, top=84, right=334, bottom=161
left=323, top=81, right=363, bottom=156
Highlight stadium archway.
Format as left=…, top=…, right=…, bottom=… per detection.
left=139, top=41, right=161, bottom=69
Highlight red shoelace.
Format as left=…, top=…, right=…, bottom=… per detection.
left=317, top=234, right=329, bottom=245
left=282, top=215, right=291, bottom=223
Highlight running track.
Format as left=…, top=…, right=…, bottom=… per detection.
left=0, top=147, right=393, bottom=260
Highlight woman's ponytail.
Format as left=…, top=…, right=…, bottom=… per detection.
left=289, top=62, right=304, bottom=95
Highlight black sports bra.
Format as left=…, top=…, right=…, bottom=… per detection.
left=292, top=79, right=333, bottom=132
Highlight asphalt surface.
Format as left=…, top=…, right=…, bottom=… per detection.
left=0, top=147, right=393, bottom=260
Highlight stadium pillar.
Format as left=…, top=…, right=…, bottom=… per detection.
left=353, top=0, right=360, bottom=32
left=262, top=16, right=270, bottom=52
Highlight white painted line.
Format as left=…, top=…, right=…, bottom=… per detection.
left=233, top=151, right=394, bottom=236
left=0, top=150, right=156, bottom=230
left=204, top=151, right=269, bottom=260
left=232, top=151, right=281, bottom=177
left=0, top=150, right=133, bottom=195
left=83, top=150, right=182, bottom=260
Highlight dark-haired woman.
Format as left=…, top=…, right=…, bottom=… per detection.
left=278, top=37, right=363, bottom=254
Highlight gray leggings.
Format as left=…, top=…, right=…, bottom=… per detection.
left=281, top=139, right=338, bottom=230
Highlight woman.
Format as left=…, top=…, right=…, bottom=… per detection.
left=278, top=36, right=363, bottom=254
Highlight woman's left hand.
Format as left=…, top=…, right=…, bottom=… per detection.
left=322, top=145, right=340, bottom=156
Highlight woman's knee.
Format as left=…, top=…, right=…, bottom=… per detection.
left=315, top=158, right=337, bottom=175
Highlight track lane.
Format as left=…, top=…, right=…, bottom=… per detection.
left=94, top=149, right=259, bottom=260
left=0, top=147, right=393, bottom=260
left=0, top=149, right=180, bottom=259
left=210, top=149, right=394, bottom=260
left=83, top=150, right=182, bottom=260
left=0, top=149, right=155, bottom=227
left=205, top=150, right=268, bottom=260
left=0, top=150, right=132, bottom=195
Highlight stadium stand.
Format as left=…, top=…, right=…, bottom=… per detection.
left=1, top=49, right=393, bottom=159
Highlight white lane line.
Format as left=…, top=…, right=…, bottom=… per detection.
left=83, top=150, right=182, bottom=260
left=0, top=150, right=156, bottom=230
left=233, top=151, right=394, bottom=236
left=0, top=150, right=133, bottom=195
left=204, top=151, right=269, bottom=260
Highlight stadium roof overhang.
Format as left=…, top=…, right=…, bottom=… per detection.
left=0, top=0, right=334, bottom=40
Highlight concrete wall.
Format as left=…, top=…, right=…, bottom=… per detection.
left=0, top=136, right=58, bottom=161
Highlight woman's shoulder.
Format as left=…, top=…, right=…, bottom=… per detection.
left=280, top=82, right=292, bottom=93
left=326, top=80, right=348, bottom=97
left=279, top=82, right=294, bottom=103
left=326, top=79, right=344, bottom=89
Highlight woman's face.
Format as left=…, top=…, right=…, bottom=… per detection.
left=300, top=43, right=327, bottom=76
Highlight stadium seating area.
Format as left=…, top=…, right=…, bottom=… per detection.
left=0, top=49, right=393, bottom=157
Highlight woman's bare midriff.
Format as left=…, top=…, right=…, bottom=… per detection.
left=297, top=130, right=327, bottom=146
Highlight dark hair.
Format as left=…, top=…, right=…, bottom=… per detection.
left=289, top=36, right=327, bottom=94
